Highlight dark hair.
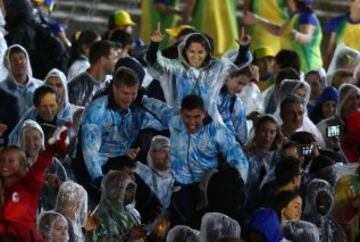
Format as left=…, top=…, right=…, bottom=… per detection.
left=275, top=68, right=300, bottom=88
left=275, top=50, right=301, bottom=74
left=280, top=94, right=303, bottom=114
left=290, top=131, right=315, bottom=145
left=255, top=115, right=278, bottom=132
left=295, top=0, right=313, bottom=12
left=103, top=155, right=137, bottom=174
left=69, top=30, right=100, bottom=66
left=181, top=95, right=205, bottom=111
left=182, top=33, right=212, bottom=67
left=177, top=28, right=197, bottom=40
left=110, top=29, right=134, bottom=47
left=275, top=157, right=302, bottom=186
left=229, top=66, right=252, bottom=79
left=309, top=155, right=335, bottom=174
left=33, top=85, right=58, bottom=106
left=271, top=190, right=302, bottom=220
left=89, top=40, right=116, bottom=65
left=8, top=46, right=26, bottom=57
left=112, top=67, right=139, bottom=87
left=281, top=141, right=302, bottom=158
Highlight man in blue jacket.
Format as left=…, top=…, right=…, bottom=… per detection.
left=141, top=94, right=249, bottom=226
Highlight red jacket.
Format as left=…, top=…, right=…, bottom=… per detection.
left=342, top=112, right=360, bottom=163
left=0, top=151, right=53, bottom=242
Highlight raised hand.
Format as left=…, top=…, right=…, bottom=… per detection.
left=150, top=22, right=164, bottom=43
left=243, top=11, right=258, bottom=25
left=236, top=26, right=251, bottom=46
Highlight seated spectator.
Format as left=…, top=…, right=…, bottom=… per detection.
left=303, top=178, right=346, bottom=242
left=217, top=66, right=251, bottom=145
left=342, top=111, right=360, bottom=163
left=67, top=30, right=100, bottom=81
left=68, top=40, right=118, bottom=106
left=271, top=190, right=303, bottom=223
left=166, top=225, right=199, bottom=242
left=199, top=212, right=242, bottom=242
left=245, top=208, right=283, bottom=242
left=162, top=25, right=197, bottom=59
left=9, top=85, right=70, bottom=145
left=259, top=157, right=303, bottom=208
left=0, top=127, right=67, bottom=241
left=85, top=171, right=146, bottom=241
left=0, top=87, right=19, bottom=148
left=110, top=29, right=134, bottom=59
left=334, top=166, right=360, bottom=242
left=252, top=46, right=275, bottom=92
left=55, top=181, right=88, bottom=242
left=317, top=83, right=360, bottom=148
left=280, top=141, right=303, bottom=164
left=0, top=44, right=42, bottom=114
left=136, top=135, right=173, bottom=208
left=331, top=70, right=356, bottom=90
left=282, top=220, right=320, bottom=242
left=307, top=155, right=336, bottom=187
left=19, top=120, right=67, bottom=210
left=309, top=87, right=339, bottom=124
left=37, top=210, right=69, bottom=242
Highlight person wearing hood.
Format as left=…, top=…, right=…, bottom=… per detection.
left=0, top=125, right=68, bottom=241
left=309, top=86, right=339, bottom=124
left=139, top=94, right=249, bottom=226
left=167, top=225, right=199, bottom=242
left=305, top=70, right=327, bottom=112
left=146, top=24, right=252, bottom=109
left=245, top=208, right=284, bottom=242
left=282, top=220, right=320, bottom=242
left=135, top=135, right=174, bottom=209
left=0, top=44, right=43, bottom=114
left=342, top=111, right=360, bottom=163
left=199, top=212, right=242, bottom=242
left=37, top=210, right=69, bottom=242
left=303, top=178, right=346, bottom=242
left=244, top=0, right=323, bottom=73
left=55, top=181, right=88, bottom=242
left=317, top=83, right=360, bottom=148
left=85, top=171, right=146, bottom=242
left=276, top=79, right=326, bottom=147
left=8, top=85, right=70, bottom=145
left=18, top=120, right=67, bottom=210
left=334, top=166, right=360, bottom=242
left=9, top=68, right=79, bottom=130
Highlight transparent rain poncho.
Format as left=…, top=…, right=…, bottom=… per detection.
left=327, top=44, right=360, bottom=86
left=275, top=79, right=326, bottom=147
left=166, top=225, right=200, bottom=242
left=303, top=178, right=346, bottom=242
left=37, top=210, right=69, bottom=242
left=282, top=220, right=320, bottom=242
left=86, top=171, right=142, bottom=242
left=55, top=181, right=88, bottom=242
left=199, top=212, right=241, bottom=242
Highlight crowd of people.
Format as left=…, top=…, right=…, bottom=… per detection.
left=0, top=0, right=359, bottom=241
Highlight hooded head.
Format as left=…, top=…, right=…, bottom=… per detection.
left=313, top=87, right=339, bottom=119
left=55, top=181, right=88, bottom=227
left=200, top=212, right=241, bottom=242
left=279, top=79, right=311, bottom=106
left=101, top=170, right=136, bottom=206
left=246, top=208, right=283, bottom=242
left=19, top=120, right=45, bottom=163
left=336, top=83, right=360, bottom=120
left=146, top=135, right=170, bottom=174
left=4, top=0, right=33, bottom=29
left=305, top=70, right=327, bottom=101
left=44, top=68, right=69, bottom=108
left=179, top=33, right=213, bottom=69
left=37, top=211, right=69, bottom=242
left=282, top=220, right=319, bottom=242
left=305, top=179, right=334, bottom=217
left=4, top=44, right=32, bottom=80
left=166, top=225, right=199, bottom=242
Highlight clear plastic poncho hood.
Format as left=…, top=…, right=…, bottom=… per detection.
left=282, top=220, right=319, bottom=242
left=37, top=210, right=69, bottom=242
left=167, top=225, right=200, bottom=242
